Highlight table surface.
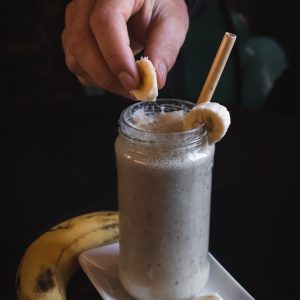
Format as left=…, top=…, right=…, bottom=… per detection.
left=6, top=94, right=300, bottom=300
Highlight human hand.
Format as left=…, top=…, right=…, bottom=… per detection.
left=62, top=0, right=189, bottom=98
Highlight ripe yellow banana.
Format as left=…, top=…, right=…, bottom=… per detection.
left=16, top=211, right=119, bottom=300
left=131, top=57, right=158, bottom=102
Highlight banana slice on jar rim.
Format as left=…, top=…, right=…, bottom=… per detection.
left=193, top=293, right=223, bottom=300
left=183, top=102, right=231, bottom=145
left=131, top=57, right=158, bottom=102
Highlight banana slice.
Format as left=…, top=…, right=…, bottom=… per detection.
left=183, top=102, right=230, bottom=144
left=131, top=57, right=158, bottom=102
left=193, top=293, right=223, bottom=300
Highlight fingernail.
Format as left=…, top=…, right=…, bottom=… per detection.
left=118, top=72, right=136, bottom=90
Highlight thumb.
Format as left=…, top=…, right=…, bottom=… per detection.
left=144, top=1, right=189, bottom=89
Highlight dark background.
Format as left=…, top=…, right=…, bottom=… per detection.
left=3, top=0, right=299, bottom=299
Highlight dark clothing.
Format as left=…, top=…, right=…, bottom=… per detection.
left=160, top=0, right=213, bottom=100
left=186, top=0, right=210, bottom=18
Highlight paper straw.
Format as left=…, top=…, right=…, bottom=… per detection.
left=197, top=32, right=236, bottom=104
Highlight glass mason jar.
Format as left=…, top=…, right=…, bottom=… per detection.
left=115, top=99, right=215, bottom=300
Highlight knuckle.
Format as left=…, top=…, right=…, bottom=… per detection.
left=90, top=6, right=115, bottom=32
left=77, top=76, right=89, bottom=86
left=77, top=76, right=94, bottom=87
left=65, top=54, right=76, bottom=72
left=67, top=33, right=88, bottom=55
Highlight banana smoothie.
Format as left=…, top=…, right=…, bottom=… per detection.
left=115, top=99, right=215, bottom=300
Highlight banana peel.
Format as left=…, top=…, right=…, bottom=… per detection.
left=16, top=211, right=119, bottom=300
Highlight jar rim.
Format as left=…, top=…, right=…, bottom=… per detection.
left=119, top=99, right=207, bottom=146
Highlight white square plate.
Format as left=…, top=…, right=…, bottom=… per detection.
left=79, top=243, right=254, bottom=300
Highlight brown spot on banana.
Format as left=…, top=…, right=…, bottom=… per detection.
left=35, top=268, right=55, bottom=293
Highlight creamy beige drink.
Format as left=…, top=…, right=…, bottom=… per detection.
left=115, top=100, right=215, bottom=300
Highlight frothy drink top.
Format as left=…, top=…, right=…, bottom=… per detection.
left=132, top=109, right=186, bottom=133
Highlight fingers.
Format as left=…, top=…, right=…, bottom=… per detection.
left=62, top=0, right=132, bottom=98
left=144, top=0, right=189, bottom=89
left=62, top=29, right=98, bottom=87
left=90, top=0, right=141, bottom=90
left=62, top=0, right=189, bottom=97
